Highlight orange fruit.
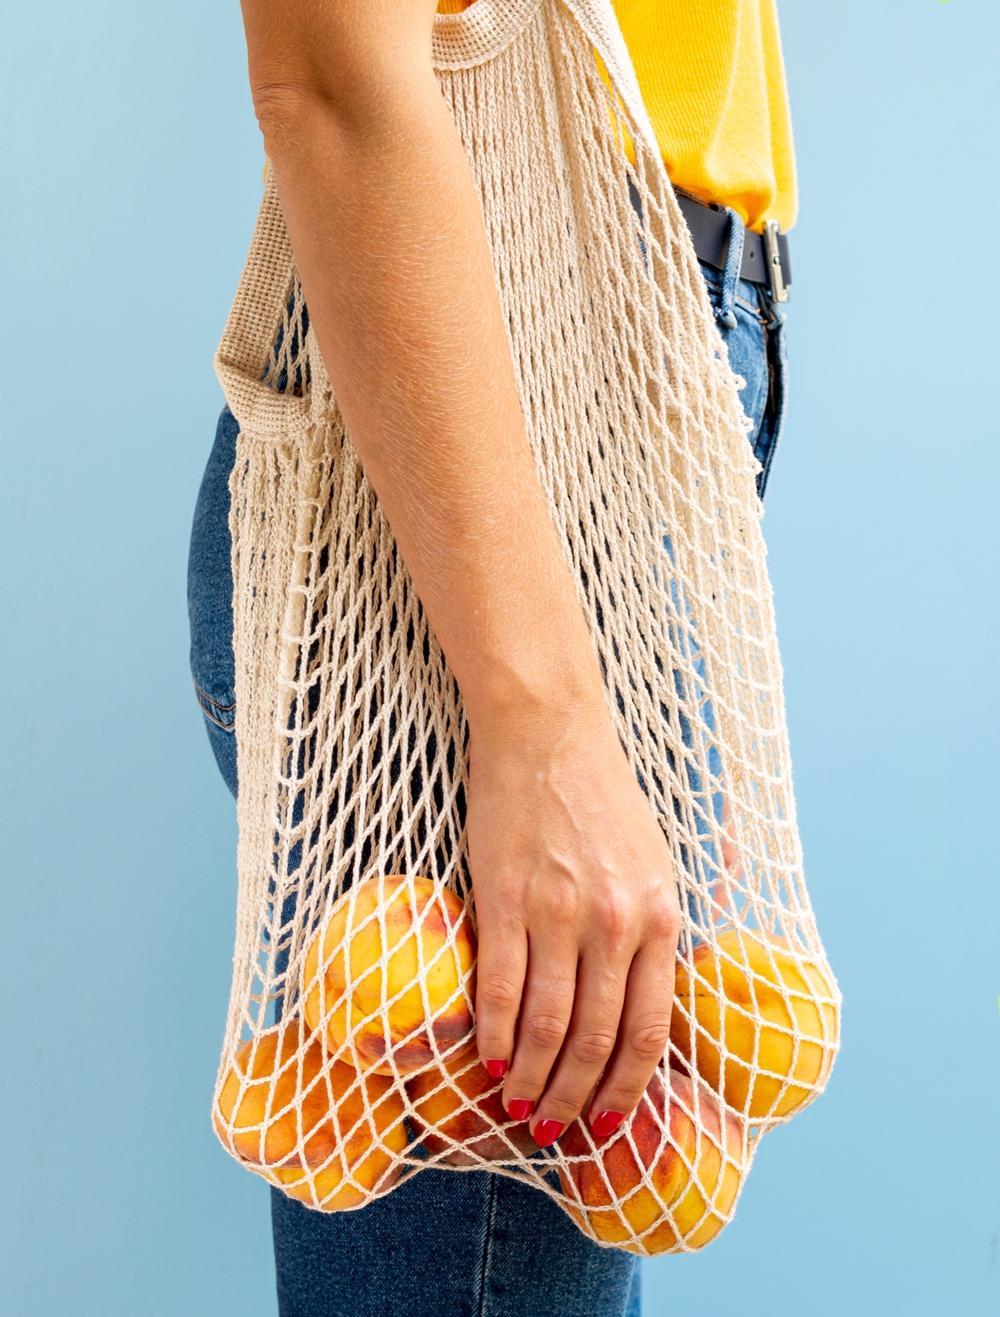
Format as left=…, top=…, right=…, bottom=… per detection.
left=302, top=874, right=476, bottom=1076
left=670, top=929, right=839, bottom=1120
left=559, top=1069, right=744, bottom=1255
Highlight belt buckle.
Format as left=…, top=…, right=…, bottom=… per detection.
left=764, top=220, right=790, bottom=303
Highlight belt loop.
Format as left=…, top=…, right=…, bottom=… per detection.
left=715, top=209, right=745, bottom=330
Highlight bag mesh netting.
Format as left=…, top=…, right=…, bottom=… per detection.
left=211, top=0, right=840, bottom=1255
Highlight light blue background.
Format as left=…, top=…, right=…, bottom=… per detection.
left=1, top=1, right=997, bottom=1313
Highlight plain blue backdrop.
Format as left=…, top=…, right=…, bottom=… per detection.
left=1, top=2, right=997, bottom=1314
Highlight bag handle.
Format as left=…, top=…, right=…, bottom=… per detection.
left=216, top=0, right=547, bottom=435
left=214, top=168, right=318, bottom=438
left=431, top=0, right=541, bottom=69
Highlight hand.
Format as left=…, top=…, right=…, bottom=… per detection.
left=468, top=703, right=679, bottom=1146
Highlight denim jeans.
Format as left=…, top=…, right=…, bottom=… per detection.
left=188, top=263, right=786, bottom=1316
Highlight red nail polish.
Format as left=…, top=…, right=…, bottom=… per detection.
left=533, top=1119, right=564, bottom=1147
left=590, top=1110, right=625, bottom=1139
left=507, top=1098, right=533, bottom=1122
left=485, top=1059, right=508, bottom=1080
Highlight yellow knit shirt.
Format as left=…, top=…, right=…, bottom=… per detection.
left=437, top=0, right=797, bottom=232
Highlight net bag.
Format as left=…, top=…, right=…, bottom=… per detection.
left=211, top=0, right=840, bottom=1256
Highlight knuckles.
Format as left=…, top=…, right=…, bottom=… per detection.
left=597, top=894, right=633, bottom=946
left=625, top=1019, right=672, bottom=1060
left=477, top=973, right=522, bottom=1011
left=533, top=882, right=580, bottom=929
left=521, top=1013, right=570, bottom=1050
left=643, top=891, right=680, bottom=944
left=568, top=1029, right=618, bottom=1067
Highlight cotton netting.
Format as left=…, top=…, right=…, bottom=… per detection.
left=211, top=0, right=840, bottom=1255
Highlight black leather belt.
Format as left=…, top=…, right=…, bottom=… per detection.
left=674, top=190, right=791, bottom=301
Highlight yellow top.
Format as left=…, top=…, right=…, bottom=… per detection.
left=437, top=0, right=797, bottom=232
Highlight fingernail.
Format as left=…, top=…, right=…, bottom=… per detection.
left=485, top=1059, right=508, bottom=1080
left=533, top=1119, right=564, bottom=1147
left=590, top=1110, right=626, bottom=1139
left=507, top=1098, right=533, bottom=1122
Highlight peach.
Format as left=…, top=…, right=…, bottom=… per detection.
left=215, top=1021, right=336, bottom=1169
left=215, top=1019, right=409, bottom=1210
left=268, top=1060, right=409, bottom=1211
left=558, top=1069, right=743, bottom=1255
left=670, top=928, right=839, bottom=1120
left=407, top=1052, right=537, bottom=1165
left=303, top=874, right=476, bottom=1076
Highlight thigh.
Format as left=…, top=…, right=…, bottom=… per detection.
left=272, top=1169, right=638, bottom=1317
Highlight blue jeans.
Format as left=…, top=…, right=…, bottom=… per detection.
left=188, top=263, right=785, bottom=1316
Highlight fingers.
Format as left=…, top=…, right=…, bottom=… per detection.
left=501, top=926, right=580, bottom=1133
left=501, top=887, right=678, bottom=1146
left=523, top=945, right=628, bottom=1144
left=586, top=936, right=676, bottom=1133
left=474, top=910, right=528, bottom=1079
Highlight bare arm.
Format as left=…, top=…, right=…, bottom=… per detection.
left=240, top=0, right=679, bottom=1140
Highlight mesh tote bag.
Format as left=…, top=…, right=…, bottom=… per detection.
left=211, top=0, right=840, bottom=1256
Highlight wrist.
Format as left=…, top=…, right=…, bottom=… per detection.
left=464, top=664, right=614, bottom=759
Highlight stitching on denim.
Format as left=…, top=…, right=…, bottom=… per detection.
left=475, top=1172, right=499, bottom=1317
left=738, top=296, right=768, bottom=323
left=193, top=679, right=236, bottom=713
left=700, top=280, right=765, bottom=323
left=199, top=703, right=236, bottom=733
left=193, top=681, right=236, bottom=732
left=730, top=293, right=766, bottom=321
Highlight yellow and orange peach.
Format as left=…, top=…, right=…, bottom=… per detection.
left=559, top=1069, right=744, bottom=1255
left=302, top=874, right=477, bottom=1076
left=407, top=1051, right=536, bottom=1166
left=215, top=1020, right=335, bottom=1169
left=670, top=928, right=839, bottom=1121
left=268, top=1060, right=408, bottom=1211
left=215, top=1020, right=408, bottom=1209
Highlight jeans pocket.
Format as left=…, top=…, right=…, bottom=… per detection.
left=724, top=303, right=770, bottom=438
left=193, top=683, right=235, bottom=730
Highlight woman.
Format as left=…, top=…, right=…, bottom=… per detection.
left=189, top=2, right=796, bottom=1313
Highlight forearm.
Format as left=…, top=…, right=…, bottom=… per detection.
left=239, top=2, right=677, bottom=1137
left=246, top=5, right=604, bottom=738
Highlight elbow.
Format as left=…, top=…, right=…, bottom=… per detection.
left=241, top=0, right=439, bottom=154
left=250, top=80, right=330, bottom=158
left=250, top=77, right=390, bottom=164
left=250, top=65, right=437, bottom=162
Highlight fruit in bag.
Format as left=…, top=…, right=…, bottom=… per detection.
left=407, top=1050, right=537, bottom=1165
left=302, top=874, right=477, bottom=1076
left=670, top=929, right=838, bottom=1120
left=215, top=1020, right=408, bottom=1210
left=215, top=1021, right=336, bottom=1168
left=269, top=1055, right=409, bottom=1211
left=559, top=1069, right=743, bottom=1254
